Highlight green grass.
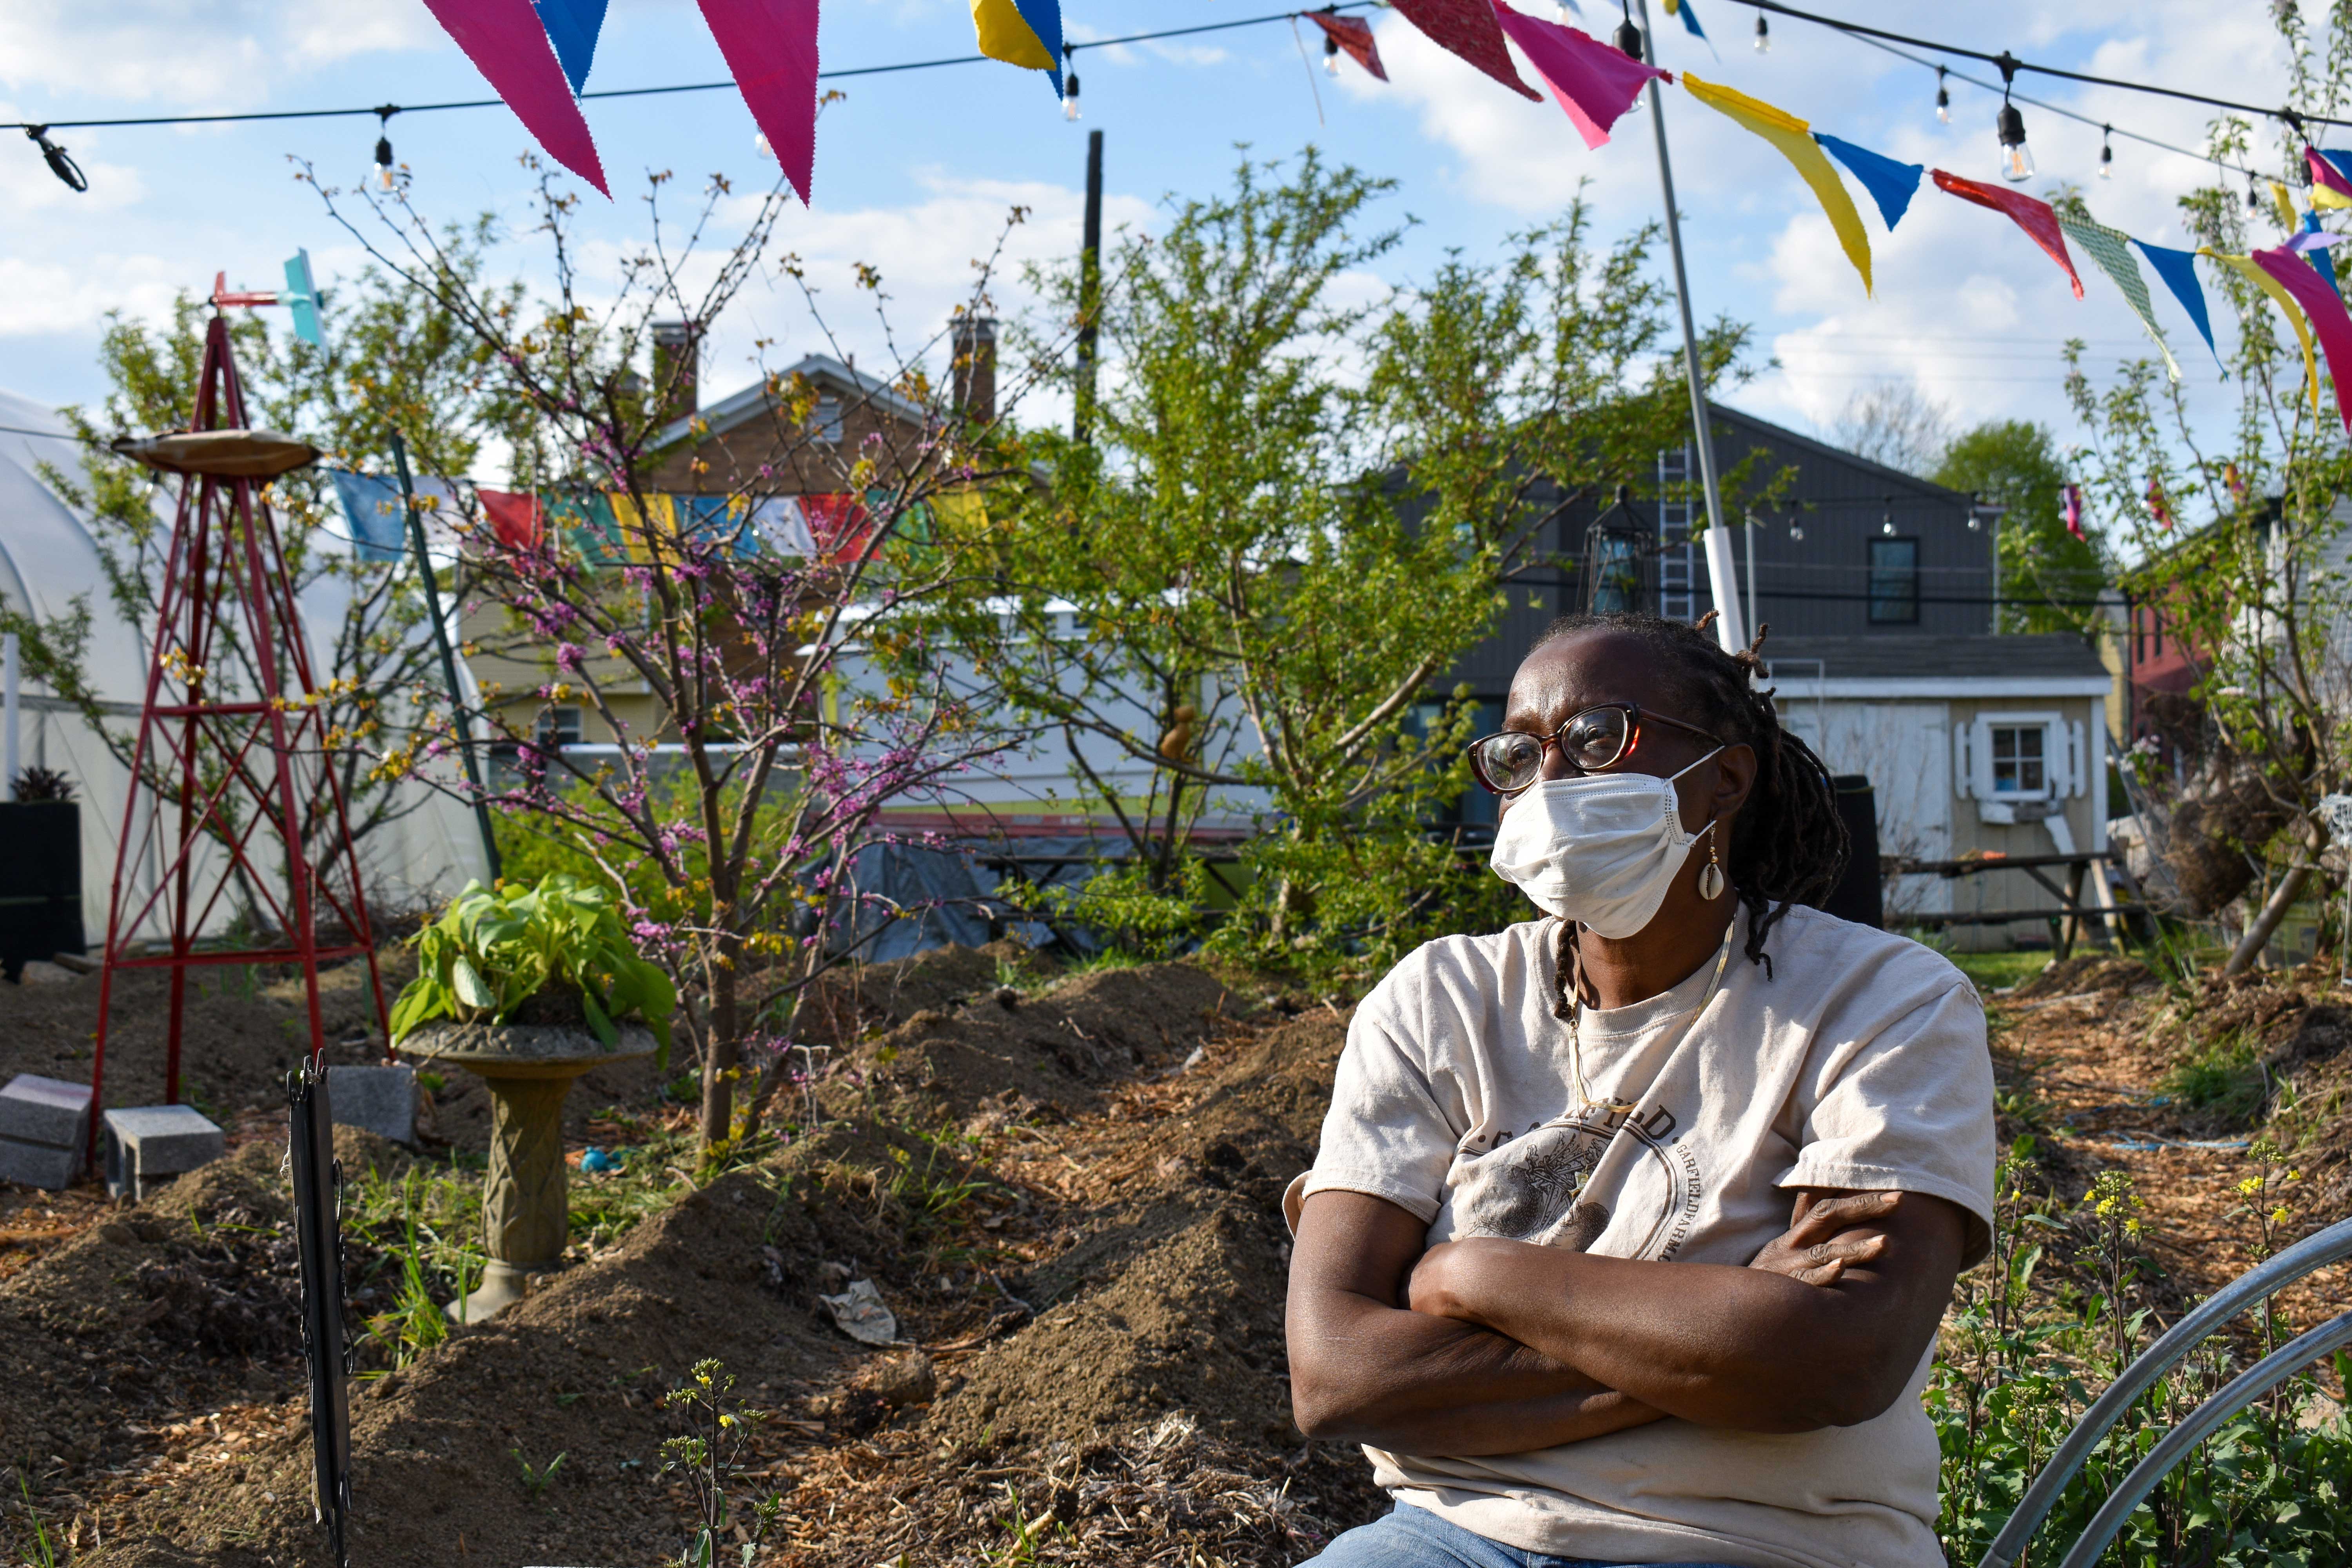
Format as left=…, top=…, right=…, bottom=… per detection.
left=2163, top=1031, right=2270, bottom=1127
left=1941, top=947, right=2054, bottom=995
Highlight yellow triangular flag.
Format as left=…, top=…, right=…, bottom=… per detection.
left=2269, top=180, right=2301, bottom=237
left=1682, top=73, right=1872, bottom=296
left=2204, top=248, right=2321, bottom=414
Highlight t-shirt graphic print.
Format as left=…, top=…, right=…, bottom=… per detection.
left=1286, top=906, right=1997, bottom=1568
left=1448, top=1095, right=1699, bottom=1259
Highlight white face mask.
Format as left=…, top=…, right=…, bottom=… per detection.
left=1488, top=749, right=1721, bottom=939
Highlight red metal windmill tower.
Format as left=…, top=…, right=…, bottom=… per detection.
left=90, top=301, right=388, bottom=1152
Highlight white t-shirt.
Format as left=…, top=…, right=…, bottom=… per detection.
left=1289, top=905, right=1995, bottom=1568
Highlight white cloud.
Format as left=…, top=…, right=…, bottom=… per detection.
left=0, top=0, right=441, bottom=109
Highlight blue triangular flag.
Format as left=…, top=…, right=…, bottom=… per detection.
left=2131, top=238, right=2223, bottom=372
left=328, top=471, right=410, bottom=563
left=533, top=0, right=608, bottom=96
left=1664, top=0, right=1706, bottom=40
left=2302, top=209, right=2346, bottom=305
left=1811, top=132, right=1922, bottom=230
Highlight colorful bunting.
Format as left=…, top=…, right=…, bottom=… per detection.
left=2205, top=248, right=2322, bottom=414
left=2146, top=476, right=2172, bottom=531
left=2269, top=180, right=2300, bottom=238
left=802, top=492, right=876, bottom=561
left=2055, top=211, right=2182, bottom=384
left=2252, top=243, right=2352, bottom=432
left=421, top=0, right=608, bottom=197
left=1931, top=171, right=2083, bottom=299
left=532, top=0, right=608, bottom=96
left=2312, top=147, right=2352, bottom=211
left=1811, top=132, right=1920, bottom=230
left=548, top=493, right=628, bottom=564
left=1684, top=74, right=1871, bottom=294
left=2060, top=483, right=2084, bottom=542
left=1490, top=4, right=1665, bottom=150
left=1391, top=0, right=1541, bottom=100
left=1661, top=0, right=1708, bottom=42
left=2131, top=239, right=2221, bottom=371
left=971, top=0, right=1065, bottom=95
left=698, top=0, right=821, bottom=205
left=1305, top=11, right=1388, bottom=81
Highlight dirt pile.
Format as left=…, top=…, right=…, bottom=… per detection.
left=11, top=953, right=1380, bottom=1568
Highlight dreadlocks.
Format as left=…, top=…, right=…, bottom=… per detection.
left=1530, top=611, right=1849, bottom=984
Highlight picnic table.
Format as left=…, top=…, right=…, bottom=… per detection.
left=1887, top=850, right=2144, bottom=961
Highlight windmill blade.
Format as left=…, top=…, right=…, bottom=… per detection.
left=283, top=249, right=323, bottom=347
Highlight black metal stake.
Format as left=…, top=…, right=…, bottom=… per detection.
left=288, top=1063, right=352, bottom=1568
left=389, top=432, right=502, bottom=882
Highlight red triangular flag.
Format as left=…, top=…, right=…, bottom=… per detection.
left=697, top=0, right=821, bottom=206
left=478, top=489, right=546, bottom=551
left=1391, top=0, right=1542, bottom=100
left=1304, top=11, right=1388, bottom=81
left=1931, top=170, right=2083, bottom=299
left=421, top=0, right=608, bottom=197
left=1490, top=2, right=1665, bottom=149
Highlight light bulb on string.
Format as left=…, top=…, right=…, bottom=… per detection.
left=1555, top=0, right=1582, bottom=22
left=1615, top=3, right=1642, bottom=61
left=2248, top=171, right=2263, bottom=212
left=371, top=105, right=401, bottom=192
left=1788, top=519, right=1804, bottom=542
left=2098, top=125, right=2113, bottom=180
left=1063, top=69, right=1080, bottom=122
left=23, top=126, right=86, bottom=193
left=1324, top=33, right=1340, bottom=75
left=1993, top=54, right=2032, bottom=182
left=1753, top=11, right=1769, bottom=52
left=1935, top=65, right=1951, bottom=125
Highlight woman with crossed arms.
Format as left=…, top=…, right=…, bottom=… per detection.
left=1285, top=612, right=1994, bottom=1568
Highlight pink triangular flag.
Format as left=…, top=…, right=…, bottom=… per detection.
left=1931, top=170, right=2083, bottom=299
left=1305, top=12, right=1388, bottom=81
left=421, top=0, right=608, bottom=197
left=2253, top=244, right=2352, bottom=433
left=697, top=0, right=821, bottom=205
left=1490, top=2, right=1666, bottom=149
left=1392, top=0, right=1542, bottom=101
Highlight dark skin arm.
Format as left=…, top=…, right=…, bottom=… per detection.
left=1285, top=1187, right=1905, bottom=1452
left=1406, top=1188, right=1967, bottom=1434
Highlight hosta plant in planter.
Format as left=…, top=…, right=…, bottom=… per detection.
left=389, top=873, right=677, bottom=1060
left=388, top=874, right=680, bottom=1323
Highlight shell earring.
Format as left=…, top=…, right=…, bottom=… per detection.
left=1697, top=825, right=1726, bottom=902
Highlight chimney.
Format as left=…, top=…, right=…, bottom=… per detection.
left=651, top=319, right=698, bottom=423
left=951, top=315, right=996, bottom=427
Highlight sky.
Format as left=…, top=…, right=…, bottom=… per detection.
left=0, top=0, right=2314, bottom=475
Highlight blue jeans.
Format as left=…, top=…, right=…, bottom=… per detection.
left=1301, top=1504, right=1743, bottom=1568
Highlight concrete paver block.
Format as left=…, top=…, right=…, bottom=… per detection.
left=0, top=1074, right=93, bottom=1150
left=103, top=1105, right=224, bottom=1200
left=0, top=1136, right=80, bottom=1189
left=326, top=1064, right=416, bottom=1146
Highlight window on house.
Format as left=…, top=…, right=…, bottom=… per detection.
left=2151, top=612, right=2163, bottom=657
left=1867, top=538, right=1919, bottom=624
left=1989, top=724, right=2046, bottom=794
left=2133, top=608, right=2144, bottom=663
left=809, top=397, right=844, bottom=444
left=535, top=706, right=583, bottom=750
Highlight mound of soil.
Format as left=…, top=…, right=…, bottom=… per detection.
left=2006, top=951, right=2159, bottom=1002
left=13, top=949, right=1380, bottom=1568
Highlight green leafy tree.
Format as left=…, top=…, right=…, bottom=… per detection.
left=939, top=153, right=1751, bottom=976
left=1933, top=419, right=2108, bottom=634
left=2063, top=4, right=2352, bottom=971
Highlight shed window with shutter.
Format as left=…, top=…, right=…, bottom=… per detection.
left=1989, top=724, right=2045, bottom=794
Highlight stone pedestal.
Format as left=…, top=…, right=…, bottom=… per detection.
left=395, top=1021, right=654, bottom=1323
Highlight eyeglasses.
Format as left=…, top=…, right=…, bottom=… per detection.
left=1467, top=703, right=1724, bottom=795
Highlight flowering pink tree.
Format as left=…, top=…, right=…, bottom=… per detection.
left=309, top=160, right=1044, bottom=1146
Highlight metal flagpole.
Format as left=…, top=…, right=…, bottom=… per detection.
left=1626, top=0, right=1744, bottom=655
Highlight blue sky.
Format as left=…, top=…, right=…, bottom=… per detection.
left=0, top=0, right=2305, bottom=467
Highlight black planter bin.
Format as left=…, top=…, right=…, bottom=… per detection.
left=0, top=799, right=85, bottom=982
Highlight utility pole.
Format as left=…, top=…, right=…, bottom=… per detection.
left=390, top=432, right=503, bottom=883
left=1074, top=127, right=1103, bottom=442
left=1626, top=1, right=1742, bottom=655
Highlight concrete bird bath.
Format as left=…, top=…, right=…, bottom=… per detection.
left=396, top=1020, right=655, bottom=1323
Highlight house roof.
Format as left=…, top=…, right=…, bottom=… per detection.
left=1764, top=633, right=2107, bottom=680
left=651, top=352, right=928, bottom=450
left=1709, top=402, right=1979, bottom=507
